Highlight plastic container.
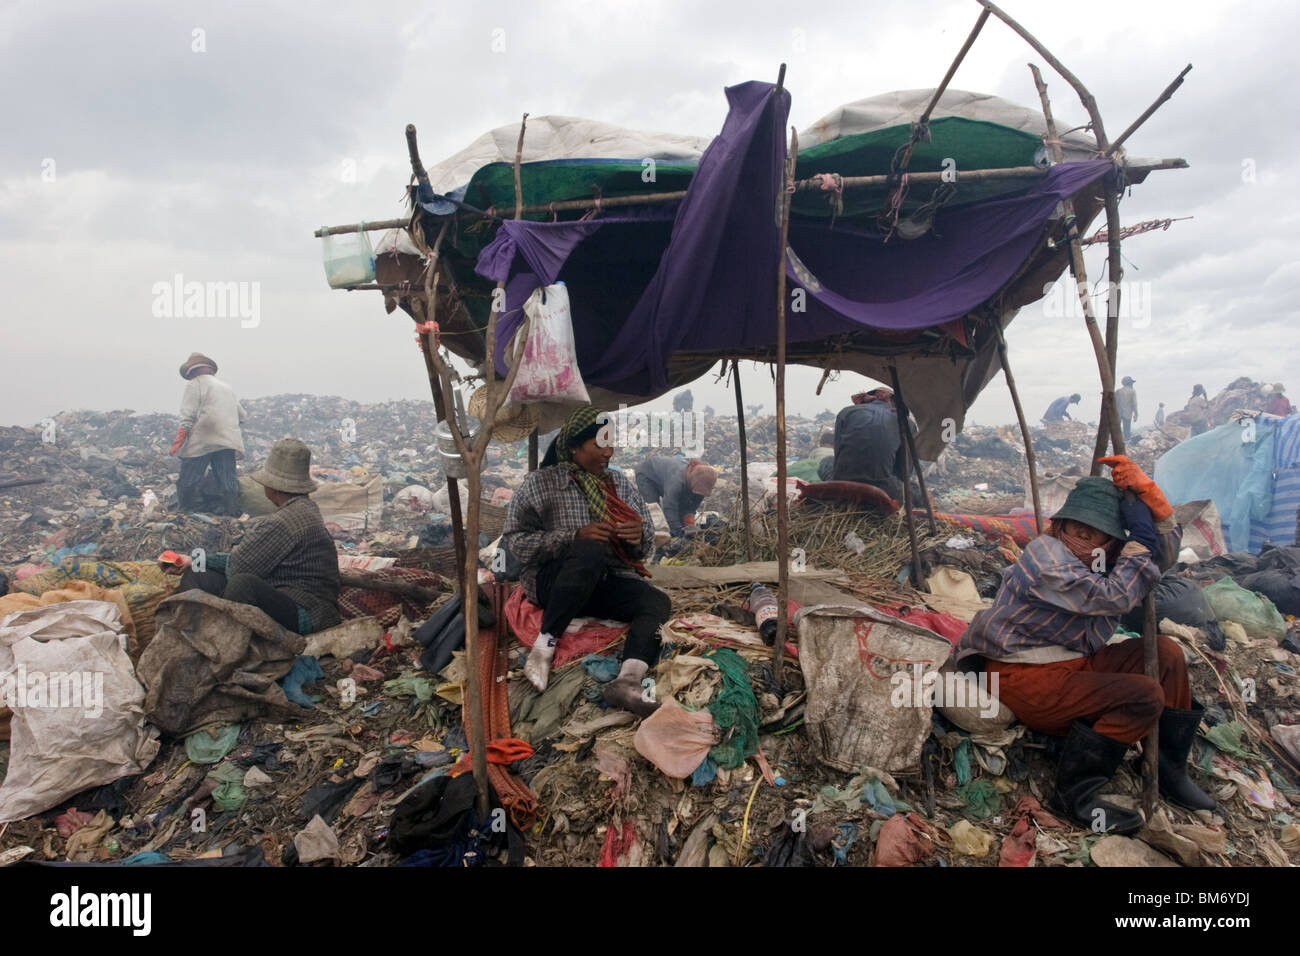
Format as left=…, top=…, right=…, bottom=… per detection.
left=321, top=227, right=376, bottom=289
left=747, top=582, right=779, bottom=644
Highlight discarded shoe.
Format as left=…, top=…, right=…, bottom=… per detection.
left=602, top=675, right=660, bottom=718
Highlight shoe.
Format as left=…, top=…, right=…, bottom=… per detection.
left=1155, top=702, right=1216, bottom=812
left=602, top=675, right=661, bottom=718
left=1050, top=721, right=1144, bottom=835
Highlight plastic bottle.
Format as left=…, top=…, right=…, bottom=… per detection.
left=747, top=582, right=779, bottom=644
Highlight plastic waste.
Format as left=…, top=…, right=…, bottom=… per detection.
left=844, top=531, right=867, bottom=555
left=746, top=582, right=778, bottom=644
left=321, top=226, right=375, bottom=289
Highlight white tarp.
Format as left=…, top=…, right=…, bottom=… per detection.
left=0, top=601, right=159, bottom=822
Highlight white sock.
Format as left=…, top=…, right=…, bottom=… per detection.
left=619, top=658, right=648, bottom=681
left=524, top=634, right=556, bottom=691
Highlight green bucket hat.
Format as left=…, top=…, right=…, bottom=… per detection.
left=1052, top=476, right=1125, bottom=541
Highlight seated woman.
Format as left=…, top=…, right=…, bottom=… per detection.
left=503, top=406, right=671, bottom=716
left=161, top=438, right=341, bottom=636
left=958, top=457, right=1214, bottom=834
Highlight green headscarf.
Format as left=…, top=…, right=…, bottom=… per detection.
left=556, top=405, right=614, bottom=521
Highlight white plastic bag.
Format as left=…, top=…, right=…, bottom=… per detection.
left=321, top=226, right=376, bottom=289
left=508, top=283, right=591, bottom=404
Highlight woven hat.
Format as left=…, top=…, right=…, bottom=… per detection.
left=250, top=439, right=318, bottom=494
left=1052, top=476, right=1125, bottom=541
left=468, top=386, right=538, bottom=443
left=179, top=352, right=218, bottom=379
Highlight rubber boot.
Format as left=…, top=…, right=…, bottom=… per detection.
left=1051, top=721, right=1144, bottom=835
left=1155, top=702, right=1216, bottom=812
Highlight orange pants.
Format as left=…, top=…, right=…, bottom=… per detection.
left=987, top=635, right=1191, bottom=745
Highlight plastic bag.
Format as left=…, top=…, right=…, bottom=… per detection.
left=508, top=283, right=590, bottom=405
left=1202, top=577, right=1286, bottom=642
left=321, top=227, right=376, bottom=289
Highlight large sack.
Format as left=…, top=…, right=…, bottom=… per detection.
left=137, top=591, right=307, bottom=736
left=1121, top=573, right=1225, bottom=647
left=796, top=604, right=951, bottom=773
left=1202, top=577, right=1287, bottom=643
left=0, top=601, right=159, bottom=822
left=1173, top=500, right=1227, bottom=561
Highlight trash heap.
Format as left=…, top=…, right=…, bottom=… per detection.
left=2, top=396, right=1299, bottom=868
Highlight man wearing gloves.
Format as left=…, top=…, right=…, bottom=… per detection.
left=958, top=454, right=1214, bottom=834
left=171, top=352, right=246, bottom=515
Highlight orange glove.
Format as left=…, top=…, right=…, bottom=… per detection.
left=157, top=550, right=192, bottom=575
left=169, top=428, right=189, bottom=455
left=682, top=513, right=696, bottom=527
left=1097, top=454, right=1173, bottom=521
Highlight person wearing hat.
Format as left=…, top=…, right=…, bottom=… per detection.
left=1041, top=393, right=1081, bottom=424
left=504, top=406, right=670, bottom=716
left=827, top=386, right=911, bottom=498
left=161, top=439, right=341, bottom=635
left=634, top=456, right=718, bottom=537
left=1153, top=402, right=1166, bottom=428
left=1183, top=384, right=1210, bottom=436
left=957, top=456, right=1214, bottom=834
left=171, top=353, right=246, bottom=515
left=1264, top=383, right=1294, bottom=417
left=1115, top=376, right=1139, bottom=440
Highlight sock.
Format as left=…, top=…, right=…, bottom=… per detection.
left=524, top=634, right=557, bottom=691
left=618, top=658, right=648, bottom=681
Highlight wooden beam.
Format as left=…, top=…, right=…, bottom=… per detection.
left=773, top=70, right=794, bottom=691
left=996, top=328, right=1044, bottom=534
left=888, top=366, right=938, bottom=536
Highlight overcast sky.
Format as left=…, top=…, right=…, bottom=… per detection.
left=2, top=0, right=1295, bottom=436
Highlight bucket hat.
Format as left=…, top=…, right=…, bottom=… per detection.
left=1052, top=476, right=1125, bottom=541
left=250, top=439, right=318, bottom=494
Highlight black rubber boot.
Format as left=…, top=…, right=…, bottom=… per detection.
left=1155, top=702, right=1216, bottom=812
left=1051, top=721, right=1144, bottom=835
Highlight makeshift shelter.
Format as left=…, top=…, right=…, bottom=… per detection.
left=328, top=85, right=1180, bottom=459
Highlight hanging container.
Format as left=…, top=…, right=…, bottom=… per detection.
left=321, top=224, right=376, bottom=289
left=435, top=418, right=481, bottom=479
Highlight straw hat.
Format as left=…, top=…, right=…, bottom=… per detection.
left=250, top=439, right=319, bottom=494
left=468, top=386, right=539, bottom=443
left=179, top=352, right=218, bottom=379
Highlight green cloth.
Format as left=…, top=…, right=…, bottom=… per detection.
left=953, top=738, right=972, bottom=786
left=206, top=761, right=246, bottom=812
left=956, top=778, right=1000, bottom=821
left=557, top=405, right=614, bottom=521
left=513, top=665, right=587, bottom=743
left=383, top=674, right=434, bottom=703
left=785, top=459, right=824, bottom=482
left=185, top=724, right=241, bottom=764
left=706, top=649, right=759, bottom=770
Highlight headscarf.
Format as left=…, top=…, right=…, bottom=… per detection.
left=1049, top=519, right=1119, bottom=568
left=685, top=460, right=718, bottom=496
left=555, top=405, right=649, bottom=577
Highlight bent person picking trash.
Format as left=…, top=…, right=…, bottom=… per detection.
left=503, top=405, right=670, bottom=716
left=956, top=456, right=1215, bottom=834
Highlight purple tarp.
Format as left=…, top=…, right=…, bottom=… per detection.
left=477, top=81, right=1112, bottom=395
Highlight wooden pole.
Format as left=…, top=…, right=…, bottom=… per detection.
left=1107, top=65, right=1192, bottom=157
left=888, top=366, right=938, bottom=536
left=1028, top=65, right=1126, bottom=456
left=528, top=431, right=539, bottom=471
left=732, top=360, right=753, bottom=562
left=773, top=74, right=794, bottom=691
left=315, top=158, right=1186, bottom=239
left=996, top=328, right=1044, bottom=534
left=888, top=370, right=927, bottom=590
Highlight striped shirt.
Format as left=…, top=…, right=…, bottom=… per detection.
left=504, top=465, right=656, bottom=604
left=959, top=535, right=1160, bottom=664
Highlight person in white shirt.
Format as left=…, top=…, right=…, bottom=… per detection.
left=170, top=352, right=247, bottom=515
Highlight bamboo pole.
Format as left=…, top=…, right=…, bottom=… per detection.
left=773, top=74, right=793, bottom=691
left=996, top=328, right=1044, bottom=534
left=732, top=360, right=753, bottom=562
left=888, top=366, right=938, bottom=536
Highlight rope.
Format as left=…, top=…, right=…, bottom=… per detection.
left=814, top=172, right=844, bottom=226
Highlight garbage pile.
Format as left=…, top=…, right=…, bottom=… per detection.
left=2, top=396, right=1299, bottom=868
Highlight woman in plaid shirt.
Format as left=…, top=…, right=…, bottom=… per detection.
left=504, top=406, right=670, bottom=716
